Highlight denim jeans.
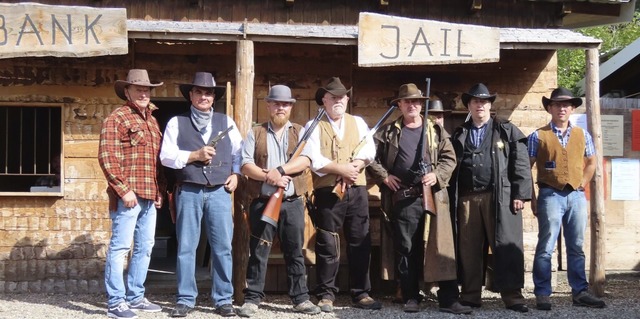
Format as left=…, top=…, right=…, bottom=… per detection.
left=175, top=183, right=233, bottom=307
left=105, top=197, right=156, bottom=307
left=533, top=187, right=589, bottom=296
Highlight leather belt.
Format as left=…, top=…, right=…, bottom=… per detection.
left=538, top=183, right=578, bottom=192
left=392, top=186, right=422, bottom=203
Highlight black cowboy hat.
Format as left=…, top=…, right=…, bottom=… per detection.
left=542, top=87, right=583, bottom=110
left=461, top=83, right=497, bottom=108
left=390, top=83, right=428, bottom=105
left=178, top=72, right=226, bottom=102
left=315, top=77, right=352, bottom=106
left=114, top=69, right=163, bottom=100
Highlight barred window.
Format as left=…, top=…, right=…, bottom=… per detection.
left=0, top=104, right=63, bottom=196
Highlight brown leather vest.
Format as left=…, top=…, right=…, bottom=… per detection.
left=535, top=124, right=585, bottom=190
left=313, top=114, right=367, bottom=189
left=245, top=122, right=310, bottom=197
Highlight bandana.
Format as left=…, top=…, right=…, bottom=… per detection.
left=190, top=105, right=212, bottom=132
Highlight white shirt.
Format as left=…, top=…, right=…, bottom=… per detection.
left=160, top=113, right=243, bottom=174
left=301, top=114, right=375, bottom=176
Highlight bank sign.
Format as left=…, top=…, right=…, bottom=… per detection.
left=358, top=12, right=500, bottom=67
left=0, top=3, right=127, bottom=59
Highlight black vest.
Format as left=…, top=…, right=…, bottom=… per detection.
left=175, top=112, right=233, bottom=186
left=459, top=128, right=493, bottom=192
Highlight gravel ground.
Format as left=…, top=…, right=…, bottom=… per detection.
left=1, top=271, right=639, bottom=319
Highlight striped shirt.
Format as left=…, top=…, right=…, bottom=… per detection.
left=527, top=121, right=595, bottom=158
left=98, top=101, right=166, bottom=200
left=469, top=119, right=491, bottom=148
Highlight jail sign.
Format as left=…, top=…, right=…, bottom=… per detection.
left=358, top=12, right=500, bottom=67
left=0, top=3, right=127, bottom=59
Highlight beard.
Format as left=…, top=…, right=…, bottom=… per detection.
left=271, top=113, right=289, bottom=127
left=331, top=103, right=346, bottom=116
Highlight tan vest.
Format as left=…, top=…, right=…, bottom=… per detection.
left=535, top=125, right=585, bottom=190
left=245, top=122, right=310, bottom=197
left=313, top=114, right=367, bottom=189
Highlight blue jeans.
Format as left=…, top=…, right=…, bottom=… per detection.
left=175, top=183, right=234, bottom=307
left=105, top=197, right=156, bottom=307
left=533, top=187, right=588, bottom=297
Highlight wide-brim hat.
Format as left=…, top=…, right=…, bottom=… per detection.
left=542, top=87, right=582, bottom=110
left=315, top=77, right=352, bottom=105
left=391, top=83, right=428, bottom=104
left=428, top=99, right=450, bottom=113
left=265, top=85, right=296, bottom=103
left=114, top=69, right=164, bottom=100
left=461, top=83, right=497, bottom=108
left=178, top=72, right=226, bottom=102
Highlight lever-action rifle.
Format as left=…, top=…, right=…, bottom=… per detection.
left=332, top=103, right=398, bottom=200
left=413, top=78, right=437, bottom=216
left=260, top=108, right=327, bottom=227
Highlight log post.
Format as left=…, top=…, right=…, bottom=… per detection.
left=585, top=47, right=606, bottom=296
left=231, top=39, right=254, bottom=304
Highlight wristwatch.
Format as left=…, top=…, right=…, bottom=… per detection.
left=276, top=166, right=286, bottom=176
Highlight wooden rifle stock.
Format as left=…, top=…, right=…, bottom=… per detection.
left=260, top=109, right=326, bottom=226
left=422, top=183, right=437, bottom=216
left=421, top=77, right=437, bottom=216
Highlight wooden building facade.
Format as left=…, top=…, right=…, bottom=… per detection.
left=0, top=0, right=633, bottom=295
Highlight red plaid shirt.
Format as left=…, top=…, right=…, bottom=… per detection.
left=98, top=101, right=166, bottom=200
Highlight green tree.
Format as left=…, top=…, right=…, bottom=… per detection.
left=557, top=11, right=640, bottom=93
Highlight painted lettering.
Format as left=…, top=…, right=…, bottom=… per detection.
left=0, top=15, right=6, bottom=45
left=457, top=30, right=472, bottom=57
left=441, top=28, right=451, bottom=57
left=52, top=14, right=72, bottom=45
left=409, top=27, right=433, bottom=57
left=17, top=14, right=44, bottom=46
left=85, top=14, right=101, bottom=44
left=379, top=24, right=399, bottom=59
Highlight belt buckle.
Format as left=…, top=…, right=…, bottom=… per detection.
left=401, top=189, right=411, bottom=198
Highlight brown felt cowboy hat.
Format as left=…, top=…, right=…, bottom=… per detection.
left=114, top=69, right=164, bottom=100
left=179, top=72, right=226, bottom=102
left=315, top=77, right=352, bottom=106
left=461, top=83, right=497, bottom=108
left=542, top=87, right=583, bottom=110
left=391, top=83, right=428, bottom=105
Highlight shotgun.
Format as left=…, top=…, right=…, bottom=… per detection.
left=416, top=78, right=437, bottom=216
left=260, top=108, right=327, bottom=226
left=332, top=103, right=398, bottom=200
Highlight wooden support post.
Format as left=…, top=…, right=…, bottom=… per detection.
left=231, top=39, right=254, bottom=304
left=585, top=47, right=606, bottom=297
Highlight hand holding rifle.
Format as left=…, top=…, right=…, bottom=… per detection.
left=260, top=108, right=326, bottom=226
left=332, top=103, right=398, bottom=200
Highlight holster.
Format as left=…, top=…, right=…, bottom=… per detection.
left=106, top=187, right=118, bottom=212
left=167, top=184, right=178, bottom=224
left=305, top=191, right=317, bottom=227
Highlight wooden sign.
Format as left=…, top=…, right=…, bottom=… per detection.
left=358, top=12, right=500, bottom=67
left=0, top=3, right=127, bottom=59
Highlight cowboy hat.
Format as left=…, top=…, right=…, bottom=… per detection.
left=114, top=69, right=163, bottom=100
left=315, top=77, right=352, bottom=106
left=461, top=83, right=497, bottom=108
left=391, top=83, right=428, bottom=105
left=542, top=87, right=582, bottom=110
left=179, top=72, right=226, bottom=102
left=265, top=85, right=296, bottom=103
left=428, top=99, right=450, bottom=113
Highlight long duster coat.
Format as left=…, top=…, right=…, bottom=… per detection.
left=449, top=116, right=532, bottom=292
left=368, top=116, right=458, bottom=282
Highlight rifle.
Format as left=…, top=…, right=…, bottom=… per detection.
left=413, top=78, right=437, bottom=216
left=260, top=108, right=327, bottom=227
left=332, top=103, right=398, bottom=200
